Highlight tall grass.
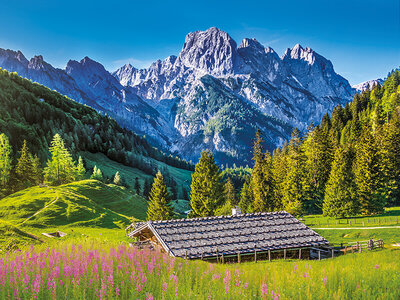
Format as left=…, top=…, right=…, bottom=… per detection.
left=0, top=241, right=398, bottom=299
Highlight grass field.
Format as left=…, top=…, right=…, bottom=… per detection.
left=0, top=241, right=398, bottom=299
left=81, top=152, right=193, bottom=196
left=303, top=207, right=400, bottom=228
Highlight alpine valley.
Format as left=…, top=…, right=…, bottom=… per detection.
left=0, top=27, right=356, bottom=164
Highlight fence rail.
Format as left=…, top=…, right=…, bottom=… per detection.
left=339, top=239, right=384, bottom=254
left=304, top=217, right=399, bottom=227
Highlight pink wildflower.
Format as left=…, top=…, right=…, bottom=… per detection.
left=146, top=293, right=154, bottom=300
left=261, top=283, right=268, bottom=297
left=162, top=282, right=167, bottom=292
left=374, top=264, right=379, bottom=269
left=323, top=276, right=327, bottom=287
left=303, top=273, right=309, bottom=278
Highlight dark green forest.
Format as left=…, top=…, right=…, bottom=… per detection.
left=187, top=69, right=400, bottom=219
left=0, top=68, right=193, bottom=173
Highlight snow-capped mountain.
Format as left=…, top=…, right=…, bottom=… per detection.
left=0, top=27, right=355, bottom=164
left=353, top=79, right=383, bottom=92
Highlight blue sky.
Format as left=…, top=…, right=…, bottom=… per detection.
left=0, top=0, right=399, bottom=85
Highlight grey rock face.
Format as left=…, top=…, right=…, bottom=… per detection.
left=353, top=79, right=383, bottom=92
left=0, top=27, right=355, bottom=164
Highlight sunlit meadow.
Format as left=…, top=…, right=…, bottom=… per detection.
left=0, top=241, right=399, bottom=299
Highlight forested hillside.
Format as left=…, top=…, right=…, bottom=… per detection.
left=0, top=68, right=193, bottom=172
left=237, top=69, right=400, bottom=217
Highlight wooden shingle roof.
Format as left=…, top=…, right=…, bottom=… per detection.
left=127, top=211, right=329, bottom=259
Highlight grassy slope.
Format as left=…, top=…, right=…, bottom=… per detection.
left=82, top=152, right=192, bottom=192
left=82, top=151, right=192, bottom=214
left=0, top=180, right=149, bottom=249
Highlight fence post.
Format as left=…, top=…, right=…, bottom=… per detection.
left=318, top=249, right=321, bottom=260
left=268, top=250, right=271, bottom=262
left=299, top=248, right=302, bottom=259
left=254, top=249, right=257, bottom=263
left=284, top=249, right=287, bottom=260
left=237, top=252, right=241, bottom=263
left=221, top=253, right=224, bottom=264
left=356, top=242, right=359, bottom=253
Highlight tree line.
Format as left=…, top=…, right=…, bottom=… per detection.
left=185, top=69, right=400, bottom=219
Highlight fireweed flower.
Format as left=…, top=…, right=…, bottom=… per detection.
left=261, top=283, right=268, bottom=297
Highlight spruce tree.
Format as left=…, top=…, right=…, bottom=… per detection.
left=238, top=179, right=253, bottom=213
left=113, top=171, right=121, bottom=185
left=15, top=140, right=35, bottom=188
left=147, top=171, right=174, bottom=221
left=91, top=166, right=103, bottom=181
left=0, top=133, right=13, bottom=190
left=224, top=177, right=237, bottom=206
left=354, top=125, right=386, bottom=214
left=31, top=154, right=43, bottom=185
left=250, top=130, right=276, bottom=213
left=323, top=145, right=358, bottom=217
left=76, top=156, right=86, bottom=180
left=281, top=129, right=305, bottom=216
left=189, top=150, right=223, bottom=217
left=44, top=134, right=76, bottom=185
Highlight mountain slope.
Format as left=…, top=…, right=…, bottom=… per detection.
left=0, top=68, right=192, bottom=172
left=0, top=27, right=355, bottom=164
left=353, top=79, right=384, bottom=92
left=114, top=27, right=355, bottom=163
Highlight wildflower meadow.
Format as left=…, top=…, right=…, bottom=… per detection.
left=0, top=241, right=398, bottom=299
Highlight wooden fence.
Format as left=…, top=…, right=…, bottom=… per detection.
left=305, top=217, right=399, bottom=227
left=340, top=239, right=384, bottom=254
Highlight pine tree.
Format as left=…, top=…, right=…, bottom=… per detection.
left=147, top=171, right=174, bottom=221
left=238, top=179, right=253, bottom=213
left=31, top=154, right=43, bottom=185
left=302, top=125, right=333, bottom=213
left=76, top=156, right=86, bottom=180
left=380, top=110, right=400, bottom=206
left=91, top=166, right=103, bottom=181
left=323, top=145, right=358, bottom=217
left=44, top=134, right=77, bottom=185
left=0, top=133, right=13, bottom=190
left=134, top=177, right=141, bottom=195
left=15, top=140, right=35, bottom=188
left=250, top=130, right=276, bottom=213
left=224, top=177, right=237, bottom=207
left=281, top=129, right=305, bottom=216
left=113, top=171, right=121, bottom=185
left=189, top=150, right=223, bottom=217
left=354, top=124, right=386, bottom=214
left=143, top=178, right=152, bottom=199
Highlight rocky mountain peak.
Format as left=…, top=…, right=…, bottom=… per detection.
left=177, top=27, right=239, bottom=76
left=28, top=55, right=50, bottom=70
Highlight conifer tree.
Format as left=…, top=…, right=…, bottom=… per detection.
left=354, top=125, right=386, bottom=214
left=134, top=177, right=141, bottom=195
left=15, top=140, right=35, bottom=188
left=91, top=166, right=103, bottom=181
left=143, top=178, right=152, bottom=199
left=302, top=125, right=333, bottom=213
left=323, top=145, right=358, bottom=217
left=189, top=150, right=223, bottom=217
left=0, top=133, right=13, bottom=190
left=44, top=134, right=76, bottom=185
left=31, top=154, right=43, bottom=185
left=147, top=171, right=174, bottom=221
left=250, top=130, right=276, bottom=212
left=76, top=156, right=86, bottom=180
left=239, top=179, right=253, bottom=213
left=380, top=110, right=400, bottom=206
left=224, top=177, right=237, bottom=206
left=113, top=171, right=121, bottom=185
left=281, top=129, right=305, bottom=216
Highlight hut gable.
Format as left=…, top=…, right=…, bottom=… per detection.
left=127, top=211, right=328, bottom=259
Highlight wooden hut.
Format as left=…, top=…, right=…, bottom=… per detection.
left=126, top=210, right=329, bottom=262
